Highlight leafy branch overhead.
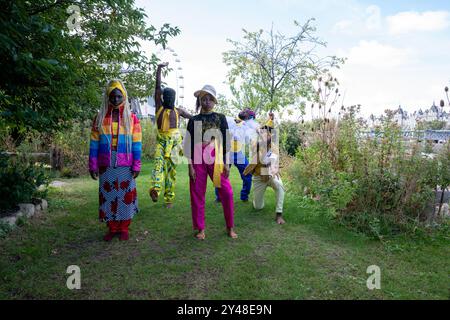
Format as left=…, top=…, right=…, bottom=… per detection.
left=223, top=18, right=345, bottom=114
left=0, top=0, right=180, bottom=141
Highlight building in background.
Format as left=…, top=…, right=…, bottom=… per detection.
left=130, top=96, right=156, bottom=122
left=369, top=103, right=450, bottom=130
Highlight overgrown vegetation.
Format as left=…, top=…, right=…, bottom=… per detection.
left=279, top=121, right=304, bottom=156
left=54, top=121, right=91, bottom=177
left=0, top=0, right=178, bottom=209
left=0, top=0, right=180, bottom=144
left=0, top=153, right=49, bottom=211
left=416, top=120, right=448, bottom=130
left=284, top=80, right=450, bottom=238
left=140, top=119, right=158, bottom=161
left=0, top=162, right=448, bottom=299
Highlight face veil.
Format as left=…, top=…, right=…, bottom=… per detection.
left=162, top=87, right=176, bottom=109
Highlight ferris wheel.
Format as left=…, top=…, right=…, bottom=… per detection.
left=156, top=47, right=185, bottom=108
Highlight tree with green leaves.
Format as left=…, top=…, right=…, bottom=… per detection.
left=213, top=93, right=240, bottom=118
left=223, top=18, right=344, bottom=115
left=0, top=0, right=180, bottom=143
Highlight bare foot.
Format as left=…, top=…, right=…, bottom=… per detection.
left=227, top=228, right=238, bottom=239
left=194, top=230, right=205, bottom=240
left=275, top=213, right=286, bottom=225
left=149, top=189, right=158, bottom=202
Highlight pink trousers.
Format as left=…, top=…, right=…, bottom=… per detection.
left=189, top=144, right=234, bottom=231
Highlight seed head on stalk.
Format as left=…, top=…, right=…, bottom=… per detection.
left=445, top=86, right=450, bottom=105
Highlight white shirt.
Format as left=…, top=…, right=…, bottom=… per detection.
left=261, top=150, right=279, bottom=177
left=226, top=117, right=260, bottom=144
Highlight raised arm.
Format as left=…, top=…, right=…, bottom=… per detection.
left=154, top=62, right=168, bottom=112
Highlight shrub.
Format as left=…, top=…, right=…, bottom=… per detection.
left=54, top=121, right=91, bottom=177
left=286, top=107, right=447, bottom=238
left=279, top=121, right=304, bottom=156
left=141, top=118, right=157, bottom=160
left=0, top=153, right=49, bottom=211
left=0, top=221, right=14, bottom=238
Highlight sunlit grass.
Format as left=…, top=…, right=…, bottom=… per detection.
left=0, top=161, right=448, bottom=299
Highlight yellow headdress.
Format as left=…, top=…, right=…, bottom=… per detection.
left=107, top=80, right=126, bottom=98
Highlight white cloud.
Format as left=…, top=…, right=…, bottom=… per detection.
left=335, top=62, right=446, bottom=118
left=387, top=11, right=450, bottom=35
left=134, top=0, right=450, bottom=121
left=345, top=40, right=415, bottom=68
left=332, top=5, right=382, bottom=35
left=333, top=19, right=353, bottom=33
left=335, top=19, right=352, bottom=29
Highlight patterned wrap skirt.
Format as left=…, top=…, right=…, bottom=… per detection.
left=98, top=151, right=139, bottom=222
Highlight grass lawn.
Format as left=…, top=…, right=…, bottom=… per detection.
left=0, top=160, right=448, bottom=299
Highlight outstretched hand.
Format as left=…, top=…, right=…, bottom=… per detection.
left=223, top=165, right=230, bottom=178
left=188, top=164, right=196, bottom=182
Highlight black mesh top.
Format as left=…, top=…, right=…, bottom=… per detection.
left=184, top=112, right=230, bottom=164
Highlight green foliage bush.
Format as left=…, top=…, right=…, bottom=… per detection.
left=280, top=121, right=304, bottom=156
left=0, top=0, right=180, bottom=142
left=0, top=221, right=14, bottom=238
left=141, top=119, right=157, bottom=160
left=287, top=109, right=449, bottom=238
left=54, top=121, right=90, bottom=177
left=416, top=120, right=447, bottom=130
left=0, top=153, right=49, bottom=211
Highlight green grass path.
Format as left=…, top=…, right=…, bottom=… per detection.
left=0, top=161, right=448, bottom=299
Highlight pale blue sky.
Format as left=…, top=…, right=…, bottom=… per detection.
left=137, top=0, right=450, bottom=119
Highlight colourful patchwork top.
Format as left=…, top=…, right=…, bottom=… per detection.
left=111, top=121, right=119, bottom=147
left=89, top=105, right=142, bottom=172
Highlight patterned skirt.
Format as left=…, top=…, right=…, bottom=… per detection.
left=98, top=151, right=138, bottom=222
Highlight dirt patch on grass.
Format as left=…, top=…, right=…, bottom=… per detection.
left=176, top=266, right=222, bottom=299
